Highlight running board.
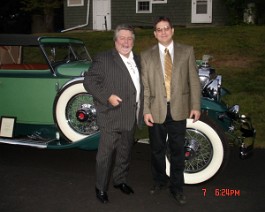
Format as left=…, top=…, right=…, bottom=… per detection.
left=137, top=138, right=149, bottom=144
left=0, top=137, right=56, bottom=148
left=1, top=137, right=150, bottom=148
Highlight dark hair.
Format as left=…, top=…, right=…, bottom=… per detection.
left=113, top=24, right=135, bottom=41
left=153, top=16, right=173, bottom=30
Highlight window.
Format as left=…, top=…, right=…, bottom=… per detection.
left=136, top=0, right=152, bottom=13
left=152, top=0, right=167, bottom=4
left=196, top=0, right=207, bottom=14
left=67, top=0, right=84, bottom=7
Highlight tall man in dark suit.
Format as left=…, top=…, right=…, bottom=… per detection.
left=141, top=16, right=201, bottom=205
left=83, top=24, right=143, bottom=204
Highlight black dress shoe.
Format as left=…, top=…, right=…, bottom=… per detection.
left=114, top=183, right=134, bottom=194
left=170, top=192, right=187, bottom=205
left=95, top=187, right=109, bottom=203
left=150, top=184, right=167, bottom=194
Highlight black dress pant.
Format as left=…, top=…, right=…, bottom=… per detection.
left=95, top=127, right=135, bottom=191
left=149, top=104, right=186, bottom=193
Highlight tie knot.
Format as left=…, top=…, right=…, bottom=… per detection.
left=165, top=48, right=169, bottom=54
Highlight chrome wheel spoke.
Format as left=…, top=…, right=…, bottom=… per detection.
left=185, top=129, right=213, bottom=173
left=66, top=93, right=99, bottom=135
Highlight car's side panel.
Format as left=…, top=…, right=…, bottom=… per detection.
left=0, top=74, right=68, bottom=124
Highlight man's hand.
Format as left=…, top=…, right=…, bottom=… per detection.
left=144, top=114, right=154, bottom=127
left=108, top=94, right=122, bottom=107
left=189, top=110, right=201, bottom=123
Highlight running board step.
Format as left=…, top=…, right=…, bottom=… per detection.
left=136, top=138, right=149, bottom=144
left=0, top=137, right=56, bottom=148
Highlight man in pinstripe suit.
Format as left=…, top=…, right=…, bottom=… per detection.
left=141, top=16, right=201, bottom=205
left=83, top=24, right=143, bottom=204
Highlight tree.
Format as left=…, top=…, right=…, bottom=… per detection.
left=222, top=0, right=248, bottom=25
left=21, top=0, right=63, bottom=32
left=253, top=0, right=265, bottom=24
left=223, top=0, right=265, bottom=25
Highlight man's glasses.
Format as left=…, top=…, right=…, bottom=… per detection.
left=155, top=26, right=171, bottom=33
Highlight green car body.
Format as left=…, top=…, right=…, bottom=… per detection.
left=0, top=34, right=99, bottom=150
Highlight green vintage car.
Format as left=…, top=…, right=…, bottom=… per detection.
left=0, top=34, right=99, bottom=150
left=0, top=34, right=255, bottom=185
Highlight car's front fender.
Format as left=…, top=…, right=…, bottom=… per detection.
left=201, top=97, right=227, bottom=112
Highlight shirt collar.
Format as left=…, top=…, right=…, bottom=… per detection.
left=158, top=41, right=174, bottom=54
left=119, top=51, right=134, bottom=61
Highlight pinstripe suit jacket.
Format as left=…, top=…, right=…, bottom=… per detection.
left=141, top=42, right=201, bottom=123
left=83, top=48, right=143, bottom=131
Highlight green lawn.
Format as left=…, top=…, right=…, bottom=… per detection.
left=42, top=25, right=265, bottom=148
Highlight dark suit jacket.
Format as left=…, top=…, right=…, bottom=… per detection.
left=141, top=42, right=201, bottom=123
left=83, top=48, right=143, bottom=131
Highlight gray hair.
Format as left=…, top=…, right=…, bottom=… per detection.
left=113, top=24, right=135, bottom=41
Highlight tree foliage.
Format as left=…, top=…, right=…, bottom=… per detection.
left=21, top=0, right=62, bottom=14
left=21, top=0, right=63, bottom=32
left=223, top=0, right=265, bottom=25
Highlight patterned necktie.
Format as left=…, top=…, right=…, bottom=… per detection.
left=164, top=48, right=172, bottom=101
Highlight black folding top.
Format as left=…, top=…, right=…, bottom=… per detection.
left=0, top=34, right=40, bottom=46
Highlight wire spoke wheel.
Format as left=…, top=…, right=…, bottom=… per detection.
left=184, top=128, right=213, bottom=173
left=166, top=117, right=229, bottom=184
left=54, top=81, right=99, bottom=142
left=66, top=93, right=98, bottom=135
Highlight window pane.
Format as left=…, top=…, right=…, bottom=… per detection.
left=68, top=0, right=84, bottom=7
left=138, top=1, right=150, bottom=11
left=196, top=0, right=207, bottom=14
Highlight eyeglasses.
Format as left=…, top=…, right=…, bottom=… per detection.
left=155, top=26, right=171, bottom=33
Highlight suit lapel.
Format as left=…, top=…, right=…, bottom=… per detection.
left=112, top=49, right=136, bottom=90
left=171, top=43, right=184, bottom=91
left=112, top=49, right=128, bottom=72
left=151, top=45, right=164, bottom=80
left=173, top=43, right=182, bottom=69
left=134, top=54, right=141, bottom=71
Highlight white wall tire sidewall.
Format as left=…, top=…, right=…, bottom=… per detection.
left=55, top=83, right=87, bottom=142
left=166, top=118, right=224, bottom=184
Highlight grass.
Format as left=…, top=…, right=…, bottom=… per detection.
left=40, top=25, right=265, bottom=148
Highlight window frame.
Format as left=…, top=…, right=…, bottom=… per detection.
left=136, top=0, right=152, bottom=13
left=152, top=0, right=167, bottom=4
left=67, top=0, right=84, bottom=7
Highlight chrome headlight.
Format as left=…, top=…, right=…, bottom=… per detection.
left=226, top=104, right=240, bottom=120
left=202, top=75, right=222, bottom=101
left=229, top=104, right=240, bottom=114
left=198, top=65, right=216, bottom=89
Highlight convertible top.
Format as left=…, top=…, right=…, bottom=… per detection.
left=0, top=34, right=84, bottom=46
left=0, top=34, right=40, bottom=46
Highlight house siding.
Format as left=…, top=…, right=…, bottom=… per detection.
left=111, top=0, right=191, bottom=28
left=63, top=0, right=228, bottom=31
left=212, top=0, right=228, bottom=24
left=63, top=0, right=93, bottom=30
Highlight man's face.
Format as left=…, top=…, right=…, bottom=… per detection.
left=154, top=21, right=174, bottom=46
left=115, top=29, right=134, bottom=57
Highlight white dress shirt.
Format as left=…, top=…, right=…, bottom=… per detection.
left=120, top=52, right=140, bottom=104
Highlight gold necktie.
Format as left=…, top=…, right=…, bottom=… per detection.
left=164, top=48, right=172, bottom=101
